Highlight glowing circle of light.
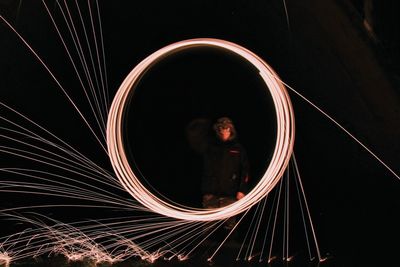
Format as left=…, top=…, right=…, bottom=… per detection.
left=107, top=38, right=295, bottom=221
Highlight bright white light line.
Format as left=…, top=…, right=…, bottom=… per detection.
left=43, top=0, right=107, bottom=138
left=107, top=38, right=296, bottom=221
left=292, top=153, right=324, bottom=261
left=0, top=15, right=108, bottom=154
left=207, top=209, right=251, bottom=261
left=0, top=137, right=104, bottom=183
left=0, top=127, right=105, bottom=179
left=282, top=0, right=291, bottom=31
left=268, top=174, right=284, bottom=262
left=60, top=0, right=108, bottom=131
left=0, top=144, right=119, bottom=191
left=1, top=98, right=203, bottom=260
left=236, top=196, right=268, bottom=261
left=86, top=0, right=110, bottom=116
left=0, top=214, right=136, bottom=263
left=283, top=168, right=289, bottom=260
left=2, top=9, right=293, bottom=264
left=0, top=117, right=138, bottom=209
left=93, top=0, right=110, bottom=110
left=2, top=4, right=394, bottom=262
left=274, top=77, right=400, bottom=181
left=246, top=196, right=267, bottom=260
left=73, top=0, right=107, bottom=118
left=0, top=108, right=218, bottom=261
left=0, top=212, right=207, bottom=263
left=240, top=198, right=263, bottom=259
left=258, top=185, right=279, bottom=261
left=0, top=171, right=133, bottom=208
left=0, top=102, right=114, bottom=182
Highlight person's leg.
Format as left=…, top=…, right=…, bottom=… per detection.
left=218, top=197, right=237, bottom=230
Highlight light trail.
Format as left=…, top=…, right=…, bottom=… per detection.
left=0, top=102, right=113, bottom=180
left=241, top=198, right=263, bottom=260
left=207, top=209, right=251, bottom=261
left=0, top=251, right=11, bottom=267
left=59, top=0, right=108, bottom=132
left=0, top=27, right=324, bottom=264
left=107, top=38, right=296, bottom=221
left=282, top=0, right=291, bottom=31
left=0, top=211, right=223, bottom=264
left=268, top=174, right=284, bottom=262
left=292, top=153, right=324, bottom=261
left=43, top=0, right=108, bottom=139
left=246, top=196, right=268, bottom=260
left=0, top=15, right=108, bottom=154
left=93, top=0, right=110, bottom=110
left=86, top=0, right=110, bottom=116
left=0, top=127, right=108, bottom=180
left=3, top=1, right=396, bottom=264
left=275, top=77, right=400, bottom=181
left=1, top=6, right=297, bottom=265
left=258, top=184, right=278, bottom=261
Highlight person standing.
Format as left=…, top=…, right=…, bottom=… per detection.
left=201, top=117, right=249, bottom=229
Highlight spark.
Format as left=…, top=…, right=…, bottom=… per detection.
left=276, top=77, right=400, bottom=181
left=42, top=0, right=108, bottom=140
left=268, top=255, right=277, bottom=263
left=0, top=15, right=108, bottom=154
left=282, top=0, right=291, bottom=31
left=3, top=1, right=397, bottom=265
left=0, top=28, right=321, bottom=265
left=107, top=38, right=295, bottom=221
left=0, top=251, right=11, bottom=267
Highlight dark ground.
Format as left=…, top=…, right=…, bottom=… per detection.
left=1, top=0, right=399, bottom=267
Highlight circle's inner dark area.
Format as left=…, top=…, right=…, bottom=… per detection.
left=123, top=47, right=277, bottom=208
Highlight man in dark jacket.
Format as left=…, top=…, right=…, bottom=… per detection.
left=201, top=117, right=249, bottom=229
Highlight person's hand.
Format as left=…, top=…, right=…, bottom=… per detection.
left=203, top=194, right=214, bottom=201
left=236, top=192, right=245, bottom=200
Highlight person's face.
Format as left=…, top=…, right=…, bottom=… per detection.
left=217, top=127, right=231, bottom=141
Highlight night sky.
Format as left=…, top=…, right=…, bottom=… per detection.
left=1, top=0, right=400, bottom=266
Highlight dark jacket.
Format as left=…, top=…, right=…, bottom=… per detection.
left=201, top=138, right=249, bottom=197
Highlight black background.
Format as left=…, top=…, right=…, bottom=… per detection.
left=1, top=0, right=400, bottom=266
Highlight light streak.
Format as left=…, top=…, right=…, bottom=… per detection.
left=42, top=0, right=108, bottom=140
left=6, top=1, right=396, bottom=263
left=0, top=251, right=11, bottom=267
left=0, top=15, right=108, bottom=154
left=292, top=153, right=323, bottom=261
left=247, top=198, right=266, bottom=259
left=282, top=0, right=291, bottom=31
left=278, top=78, right=400, bottom=181
left=0, top=213, right=153, bottom=264
left=107, top=38, right=296, bottom=221
left=0, top=10, right=321, bottom=261
left=268, top=174, right=284, bottom=261
left=0, top=3, right=302, bottom=264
